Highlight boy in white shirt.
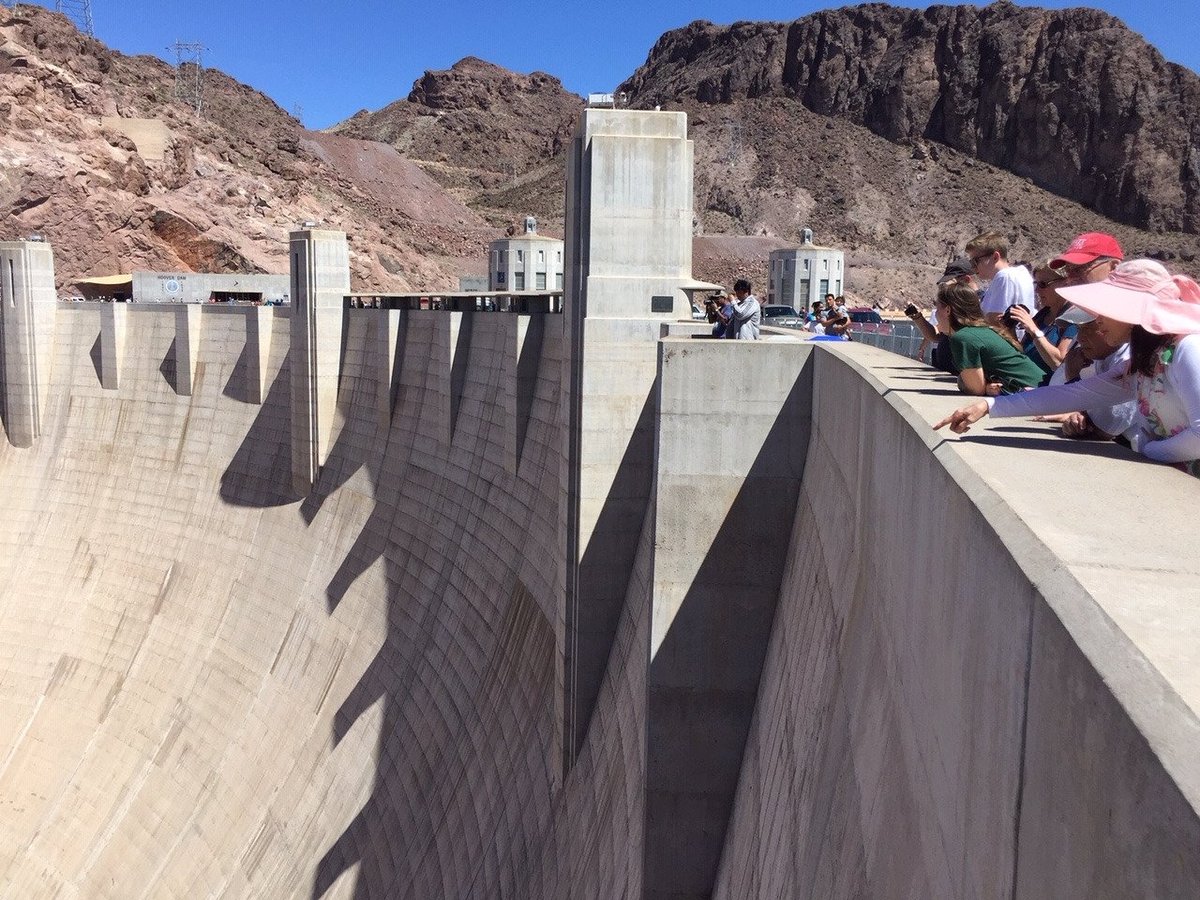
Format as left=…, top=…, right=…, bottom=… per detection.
left=965, top=231, right=1035, bottom=327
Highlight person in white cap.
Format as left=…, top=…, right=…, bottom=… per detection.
left=935, top=259, right=1200, bottom=476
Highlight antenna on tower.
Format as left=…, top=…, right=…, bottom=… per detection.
left=168, top=41, right=206, bottom=116
left=55, top=0, right=95, bottom=36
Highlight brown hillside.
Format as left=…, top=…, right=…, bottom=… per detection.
left=0, top=4, right=497, bottom=292
left=684, top=96, right=1200, bottom=306
left=621, top=4, right=1200, bottom=235
left=332, top=57, right=583, bottom=230
left=8, top=1, right=1200, bottom=309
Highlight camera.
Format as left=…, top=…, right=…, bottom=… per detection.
left=1001, top=304, right=1022, bottom=329
left=904, top=303, right=919, bottom=318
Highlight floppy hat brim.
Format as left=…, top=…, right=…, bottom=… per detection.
left=1058, top=281, right=1200, bottom=335
left=1057, top=281, right=1149, bottom=325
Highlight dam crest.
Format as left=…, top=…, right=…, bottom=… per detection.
left=0, top=109, right=1197, bottom=899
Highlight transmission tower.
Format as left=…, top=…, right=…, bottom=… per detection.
left=168, top=41, right=206, bottom=115
left=55, top=0, right=95, bottom=36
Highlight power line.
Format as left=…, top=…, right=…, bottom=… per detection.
left=55, top=0, right=94, bottom=37
left=167, top=40, right=206, bottom=115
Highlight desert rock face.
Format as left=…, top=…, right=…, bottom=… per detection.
left=333, top=57, right=583, bottom=228
left=0, top=4, right=497, bottom=292
left=621, top=3, right=1200, bottom=235
left=6, top=2, right=1200, bottom=308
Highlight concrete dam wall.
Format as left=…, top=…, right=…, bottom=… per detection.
left=0, top=304, right=579, bottom=897
left=1, top=107, right=1198, bottom=898
left=0, top=304, right=1196, bottom=898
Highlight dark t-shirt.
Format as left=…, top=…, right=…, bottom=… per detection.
left=931, top=335, right=959, bottom=375
left=951, top=326, right=1045, bottom=393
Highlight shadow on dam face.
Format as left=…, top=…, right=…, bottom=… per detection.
left=2, top=308, right=1200, bottom=899
left=219, top=348, right=295, bottom=509
left=644, top=343, right=814, bottom=898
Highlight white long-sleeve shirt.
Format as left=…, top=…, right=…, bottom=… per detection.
left=990, top=333, right=1200, bottom=464
left=731, top=295, right=761, bottom=340
left=1047, top=343, right=1136, bottom=439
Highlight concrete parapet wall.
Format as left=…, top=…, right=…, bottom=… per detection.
left=713, top=343, right=1200, bottom=899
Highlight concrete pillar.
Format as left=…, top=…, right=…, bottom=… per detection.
left=0, top=239, right=57, bottom=447
left=173, top=304, right=202, bottom=396
left=646, top=338, right=812, bottom=900
left=560, top=109, right=696, bottom=772
left=290, top=229, right=350, bottom=494
left=374, top=309, right=403, bottom=428
left=246, top=306, right=274, bottom=405
left=99, top=301, right=127, bottom=391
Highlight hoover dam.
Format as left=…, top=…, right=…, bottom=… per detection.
left=0, top=109, right=1198, bottom=899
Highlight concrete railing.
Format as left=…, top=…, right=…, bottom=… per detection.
left=704, top=340, right=1200, bottom=898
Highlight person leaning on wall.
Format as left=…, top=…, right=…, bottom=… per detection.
left=936, top=282, right=1045, bottom=396
left=908, top=256, right=978, bottom=373
left=935, top=259, right=1200, bottom=477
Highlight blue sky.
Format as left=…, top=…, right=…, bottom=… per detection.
left=24, top=0, right=1199, bottom=129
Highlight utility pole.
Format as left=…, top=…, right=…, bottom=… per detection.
left=55, top=0, right=95, bottom=36
left=168, top=41, right=206, bottom=116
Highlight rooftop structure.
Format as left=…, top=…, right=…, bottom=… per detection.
left=767, top=228, right=846, bottom=308
left=72, top=270, right=288, bottom=304
left=488, top=216, right=564, bottom=292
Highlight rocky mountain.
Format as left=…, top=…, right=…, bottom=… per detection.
left=330, top=4, right=1200, bottom=305
left=0, top=4, right=497, bottom=291
left=7, top=2, right=1200, bottom=308
left=332, top=57, right=583, bottom=228
left=685, top=93, right=1200, bottom=305
left=620, top=2, right=1200, bottom=236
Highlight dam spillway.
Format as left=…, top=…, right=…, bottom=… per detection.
left=0, top=109, right=1198, bottom=899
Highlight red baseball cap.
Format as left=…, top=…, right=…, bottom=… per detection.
left=1050, top=232, right=1124, bottom=269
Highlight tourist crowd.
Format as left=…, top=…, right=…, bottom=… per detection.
left=914, top=230, right=1200, bottom=477
left=705, top=279, right=762, bottom=340
left=704, top=286, right=854, bottom=340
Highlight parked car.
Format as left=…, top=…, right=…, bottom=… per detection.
left=761, top=304, right=805, bottom=327
left=847, top=307, right=895, bottom=335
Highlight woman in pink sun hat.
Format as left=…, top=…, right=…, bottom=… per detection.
left=934, top=259, right=1200, bottom=477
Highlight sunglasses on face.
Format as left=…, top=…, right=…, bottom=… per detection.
left=1062, top=259, right=1108, bottom=280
